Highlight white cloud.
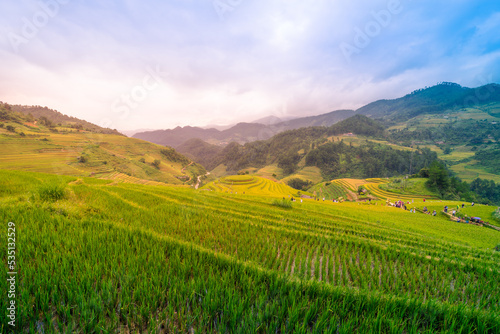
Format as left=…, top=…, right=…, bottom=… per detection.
left=0, top=0, right=499, bottom=130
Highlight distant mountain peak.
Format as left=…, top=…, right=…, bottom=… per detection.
left=252, top=115, right=284, bottom=125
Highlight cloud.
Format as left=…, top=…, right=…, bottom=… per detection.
left=0, top=0, right=499, bottom=130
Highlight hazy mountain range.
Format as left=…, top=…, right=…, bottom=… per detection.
left=133, top=82, right=500, bottom=148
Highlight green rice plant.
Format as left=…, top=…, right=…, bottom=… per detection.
left=1, top=169, right=500, bottom=332
left=271, top=198, right=292, bottom=209
left=37, top=183, right=67, bottom=201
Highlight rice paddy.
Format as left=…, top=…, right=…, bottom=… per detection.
left=201, top=175, right=307, bottom=197
left=1, top=169, right=499, bottom=332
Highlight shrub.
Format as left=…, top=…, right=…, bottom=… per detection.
left=152, top=159, right=161, bottom=169
left=272, top=198, right=292, bottom=209
left=139, top=158, right=146, bottom=163
left=493, top=208, right=500, bottom=221
left=495, top=244, right=500, bottom=252
left=358, top=186, right=368, bottom=195
left=6, top=125, right=15, bottom=132
left=419, top=168, right=430, bottom=178
left=38, top=184, right=67, bottom=202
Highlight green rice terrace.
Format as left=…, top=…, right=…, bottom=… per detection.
left=201, top=175, right=309, bottom=198
left=1, top=169, right=500, bottom=333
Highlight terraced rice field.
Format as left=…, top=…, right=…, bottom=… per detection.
left=1, top=170, right=499, bottom=332
left=308, top=182, right=347, bottom=200
left=364, top=183, right=437, bottom=201
left=282, top=167, right=323, bottom=185
left=330, top=178, right=437, bottom=201
left=450, top=162, right=500, bottom=183
left=255, top=164, right=284, bottom=180
left=0, top=129, right=198, bottom=185
left=202, top=175, right=306, bottom=197
left=102, top=172, right=170, bottom=186
left=333, top=179, right=367, bottom=192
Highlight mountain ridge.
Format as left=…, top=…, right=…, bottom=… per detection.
left=134, top=82, right=500, bottom=148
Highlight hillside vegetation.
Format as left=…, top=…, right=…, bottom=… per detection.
left=1, top=170, right=499, bottom=332
left=134, top=83, right=500, bottom=149
left=0, top=104, right=204, bottom=185
left=359, top=82, right=500, bottom=122
left=6, top=103, right=122, bottom=135
left=174, top=88, right=500, bottom=204
left=181, top=116, right=435, bottom=179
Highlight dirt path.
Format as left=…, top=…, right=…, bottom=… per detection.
left=181, top=161, right=194, bottom=172
left=195, top=172, right=210, bottom=189
left=345, top=189, right=358, bottom=201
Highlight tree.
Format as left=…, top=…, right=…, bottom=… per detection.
left=277, top=151, right=301, bottom=175
left=39, top=116, right=54, bottom=127
left=287, top=178, right=312, bottom=191
left=426, top=161, right=449, bottom=197
left=152, top=159, right=161, bottom=169
left=419, top=168, right=430, bottom=178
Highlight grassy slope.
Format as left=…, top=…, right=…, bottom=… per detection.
left=281, top=166, right=323, bottom=185
left=450, top=162, right=500, bottom=183
left=0, top=121, right=201, bottom=185
left=378, top=178, right=439, bottom=196
left=1, top=170, right=499, bottom=332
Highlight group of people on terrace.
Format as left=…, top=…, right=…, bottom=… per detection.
left=388, top=198, right=488, bottom=226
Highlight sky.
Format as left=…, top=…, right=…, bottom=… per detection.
left=0, top=0, right=499, bottom=131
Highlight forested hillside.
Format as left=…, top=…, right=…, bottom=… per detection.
left=388, top=119, right=499, bottom=146
left=304, top=141, right=436, bottom=179
left=182, top=115, right=435, bottom=179
left=358, top=82, right=500, bottom=122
